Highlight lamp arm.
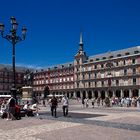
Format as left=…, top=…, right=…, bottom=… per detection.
left=15, top=36, right=23, bottom=44
left=1, top=34, right=13, bottom=43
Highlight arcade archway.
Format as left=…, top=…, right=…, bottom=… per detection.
left=116, top=90, right=121, bottom=98
left=101, top=90, right=105, bottom=99
left=124, top=90, right=129, bottom=97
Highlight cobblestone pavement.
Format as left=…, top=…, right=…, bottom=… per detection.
left=0, top=100, right=140, bottom=140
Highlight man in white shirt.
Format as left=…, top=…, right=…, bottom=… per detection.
left=30, top=103, right=39, bottom=116
left=62, top=95, right=69, bottom=116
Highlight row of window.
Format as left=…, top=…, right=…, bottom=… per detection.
left=34, top=84, right=74, bottom=91
left=0, top=72, right=23, bottom=77
left=76, top=78, right=138, bottom=88
left=0, top=85, right=12, bottom=90
left=77, top=58, right=137, bottom=72
left=89, top=51, right=139, bottom=61
left=34, top=77, right=74, bottom=85
left=34, top=70, right=74, bottom=79
left=76, top=68, right=139, bottom=80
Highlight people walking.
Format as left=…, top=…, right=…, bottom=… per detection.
left=82, top=97, right=85, bottom=108
left=50, top=95, right=58, bottom=117
left=97, top=97, right=100, bottom=107
left=84, top=98, right=89, bottom=108
left=62, top=95, right=69, bottom=116
left=7, top=95, right=16, bottom=120
left=91, top=97, right=95, bottom=108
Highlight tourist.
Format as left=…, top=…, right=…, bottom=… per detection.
left=62, top=95, right=69, bottom=116
left=82, top=97, right=85, bottom=108
left=91, top=98, right=95, bottom=108
left=84, top=98, right=89, bottom=108
left=7, top=95, right=16, bottom=120
left=50, top=95, right=58, bottom=117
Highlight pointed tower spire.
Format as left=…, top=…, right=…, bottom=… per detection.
left=79, top=32, right=83, bottom=52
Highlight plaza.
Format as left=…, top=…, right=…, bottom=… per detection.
left=0, top=1, right=140, bottom=140
left=0, top=100, right=140, bottom=140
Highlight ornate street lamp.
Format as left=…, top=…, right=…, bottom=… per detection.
left=0, top=17, right=27, bottom=101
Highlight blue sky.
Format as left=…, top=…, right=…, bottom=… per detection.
left=0, top=0, right=140, bottom=68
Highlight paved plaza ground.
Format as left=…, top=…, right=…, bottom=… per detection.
left=0, top=100, right=140, bottom=140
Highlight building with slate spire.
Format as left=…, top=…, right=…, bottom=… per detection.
left=33, top=32, right=140, bottom=99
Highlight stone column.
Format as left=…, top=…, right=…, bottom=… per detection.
left=139, top=89, right=140, bottom=97
left=112, top=90, right=115, bottom=97
left=121, top=89, right=123, bottom=98
left=129, top=89, right=132, bottom=98
left=80, top=90, right=83, bottom=99
left=105, top=91, right=108, bottom=97
left=98, top=91, right=101, bottom=98
left=85, top=91, right=88, bottom=98
left=92, top=90, right=95, bottom=98
left=73, top=91, right=76, bottom=99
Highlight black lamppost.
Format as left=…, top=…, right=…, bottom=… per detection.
left=0, top=17, right=27, bottom=100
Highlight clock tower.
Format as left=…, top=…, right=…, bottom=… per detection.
left=74, top=32, right=88, bottom=91
left=74, top=32, right=88, bottom=65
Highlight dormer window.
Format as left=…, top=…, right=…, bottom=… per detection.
left=117, top=54, right=121, bottom=57
left=123, top=60, right=126, bottom=65
left=101, top=64, right=104, bottom=68
left=125, top=52, right=130, bottom=55
left=132, top=59, right=136, bottom=64
left=109, top=56, right=113, bottom=58
left=134, top=51, right=139, bottom=54
left=102, top=57, right=106, bottom=60
left=96, top=58, right=99, bottom=61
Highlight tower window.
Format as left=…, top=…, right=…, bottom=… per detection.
left=94, top=65, right=97, bottom=69
left=123, top=60, right=126, bottom=65
left=124, top=69, right=127, bottom=75
left=102, top=81, right=104, bottom=86
left=101, top=64, right=104, bottom=68
left=95, top=82, right=97, bottom=87
left=89, top=73, right=91, bottom=79
left=133, top=68, right=136, bottom=74
left=116, top=80, right=119, bottom=86
left=95, top=73, right=97, bottom=78
left=83, top=74, right=85, bottom=79
left=133, top=78, right=136, bottom=85
left=88, top=82, right=91, bottom=87
left=132, top=59, right=136, bottom=64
